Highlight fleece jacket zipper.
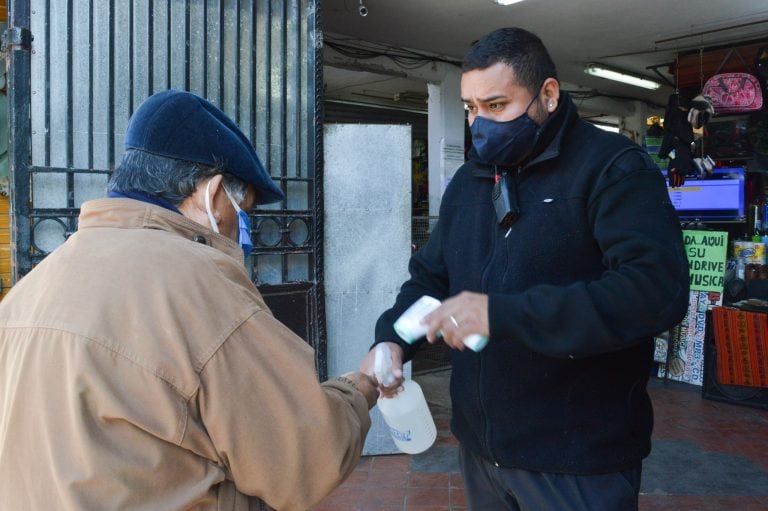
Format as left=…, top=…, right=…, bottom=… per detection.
left=476, top=165, right=512, bottom=465
left=476, top=164, right=527, bottom=465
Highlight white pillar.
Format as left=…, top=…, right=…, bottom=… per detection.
left=427, top=69, right=465, bottom=217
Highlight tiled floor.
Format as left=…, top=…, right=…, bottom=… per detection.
left=313, top=369, right=768, bottom=511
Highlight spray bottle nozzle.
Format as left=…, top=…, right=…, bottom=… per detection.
left=374, top=343, right=397, bottom=387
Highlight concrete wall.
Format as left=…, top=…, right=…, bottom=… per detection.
left=323, top=123, right=412, bottom=455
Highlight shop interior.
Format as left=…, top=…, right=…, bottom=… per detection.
left=315, top=4, right=768, bottom=507
left=322, top=2, right=768, bottom=401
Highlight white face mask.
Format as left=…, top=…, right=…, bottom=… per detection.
left=204, top=179, right=255, bottom=257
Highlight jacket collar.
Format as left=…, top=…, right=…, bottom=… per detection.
left=78, top=198, right=245, bottom=261
left=471, top=91, right=579, bottom=178
left=526, top=90, right=577, bottom=167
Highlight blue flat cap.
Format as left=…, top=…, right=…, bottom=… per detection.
left=125, top=89, right=284, bottom=205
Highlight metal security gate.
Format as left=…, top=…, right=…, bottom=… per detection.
left=6, top=0, right=328, bottom=377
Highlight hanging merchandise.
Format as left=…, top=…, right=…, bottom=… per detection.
left=659, top=51, right=704, bottom=187
left=693, top=154, right=715, bottom=177
left=659, top=92, right=694, bottom=187
left=702, top=48, right=764, bottom=114
left=690, top=49, right=716, bottom=177
left=687, top=94, right=715, bottom=130
left=703, top=74, right=764, bottom=113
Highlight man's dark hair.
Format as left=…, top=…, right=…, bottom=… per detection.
left=462, top=27, right=558, bottom=94
left=107, top=149, right=248, bottom=205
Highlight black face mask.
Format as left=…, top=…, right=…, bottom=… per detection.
left=470, top=94, right=540, bottom=166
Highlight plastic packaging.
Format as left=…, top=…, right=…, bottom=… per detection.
left=374, top=343, right=436, bottom=454
left=393, top=295, right=489, bottom=352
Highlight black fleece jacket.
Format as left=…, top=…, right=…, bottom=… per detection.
left=374, top=93, right=690, bottom=474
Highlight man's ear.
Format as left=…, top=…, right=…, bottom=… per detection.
left=178, top=174, right=225, bottom=228
left=541, top=78, right=561, bottom=113
left=203, top=174, right=225, bottom=213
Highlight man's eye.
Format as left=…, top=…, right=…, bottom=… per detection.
left=464, top=104, right=476, bottom=112
left=489, top=103, right=503, bottom=111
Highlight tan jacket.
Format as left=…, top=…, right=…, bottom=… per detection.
left=0, top=199, right=371, bottom=510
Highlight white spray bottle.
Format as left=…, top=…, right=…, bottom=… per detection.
left=374, top=343, right=437, bottom=454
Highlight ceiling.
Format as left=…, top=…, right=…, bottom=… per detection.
left=322, top=0, right=768, bottom=119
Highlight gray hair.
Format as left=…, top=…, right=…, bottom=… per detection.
left=107, top=149, right=248, bottom=206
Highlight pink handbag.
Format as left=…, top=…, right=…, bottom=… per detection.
left=703, top=72, right=763, bottom=114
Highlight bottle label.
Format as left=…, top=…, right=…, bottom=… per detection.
left=388, top=426, right=412, bottom=442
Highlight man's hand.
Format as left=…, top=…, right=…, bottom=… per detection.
left=424, top=291, right=489, bottom=350
left=360, top=342, right=405, bottom=398
left=337, top=371, right=379, bottom=409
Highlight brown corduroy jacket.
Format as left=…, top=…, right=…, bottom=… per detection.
left=0, top=198, right=370, bottom=510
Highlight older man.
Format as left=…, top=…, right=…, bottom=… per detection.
left=0, top=90, right=378, bottom=511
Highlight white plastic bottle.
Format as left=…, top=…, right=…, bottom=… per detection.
left=374, top=344, right=436, bottom=454
left=393, top=295, right=489, bottom=351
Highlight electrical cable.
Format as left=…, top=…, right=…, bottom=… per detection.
left=325, top=38, right=461, bottom=70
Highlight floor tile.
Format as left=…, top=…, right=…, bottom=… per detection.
left=408, top=472, right=450, bottom=488
left=639, top=495, right=768, bottom=510
left=405, top=487, right=450, bottom=507
left=312, top=373, right=768, bottom=511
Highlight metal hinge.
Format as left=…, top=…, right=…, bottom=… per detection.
left=1, top=27, right=33, bottom=53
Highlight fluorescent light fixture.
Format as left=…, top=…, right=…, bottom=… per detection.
left=493, top=0, right=526, bottom=5
left=594, top=124, right=620, bottom=133
left=584, top=64, right=661, bottom=90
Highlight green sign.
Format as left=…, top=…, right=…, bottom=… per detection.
left=683, top=230, right=728, bottom=292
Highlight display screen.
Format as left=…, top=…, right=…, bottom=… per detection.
left=666, top=168, right=745, bottom=221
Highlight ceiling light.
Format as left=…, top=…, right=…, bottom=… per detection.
left=493, top=0, right=527, bottom=5
left=584, top=64, right=661, bottom=90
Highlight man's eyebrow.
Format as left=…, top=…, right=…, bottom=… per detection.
left=461, top=94, right=507, bottom=103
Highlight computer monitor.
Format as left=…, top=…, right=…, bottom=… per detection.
left=666, top=167, right=745, bottom=222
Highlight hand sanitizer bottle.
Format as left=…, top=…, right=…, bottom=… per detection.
left=374, top=343, right=436, bottom=454
left=393, top=295, right=489, bottom=351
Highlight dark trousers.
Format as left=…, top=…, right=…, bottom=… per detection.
left=459, top=445, right=641, bottom=511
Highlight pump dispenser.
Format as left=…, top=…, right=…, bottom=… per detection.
left=374, top=343, right=436, bottom=454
